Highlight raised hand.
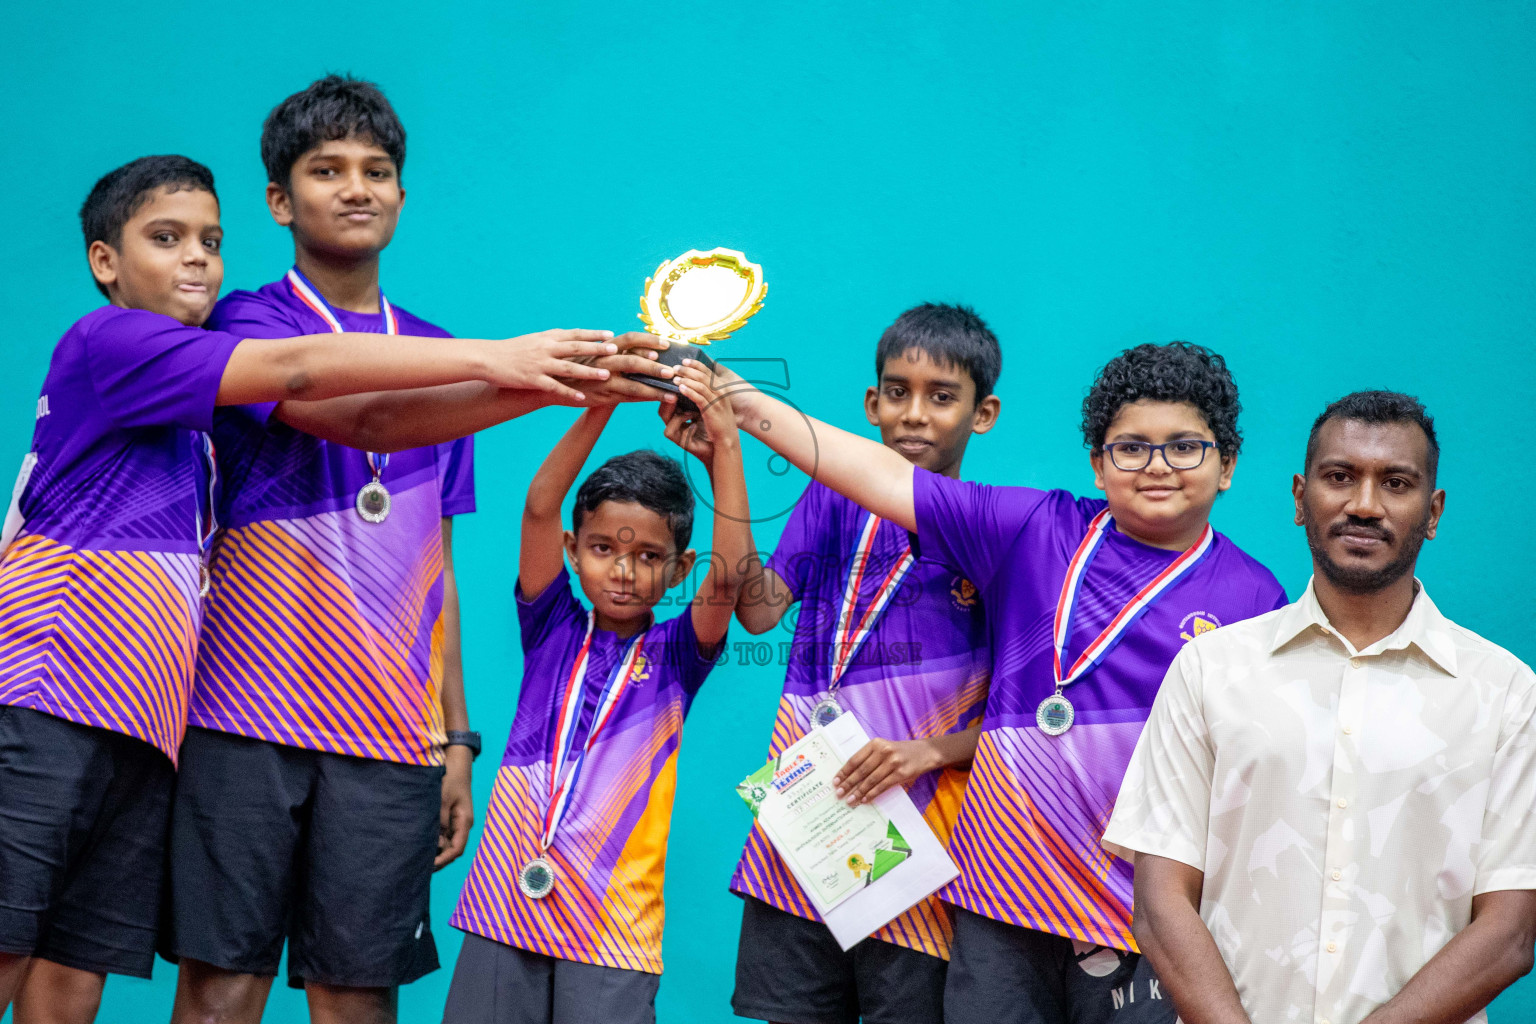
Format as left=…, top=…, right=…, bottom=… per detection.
left=659, top=400, right=714, bottom=464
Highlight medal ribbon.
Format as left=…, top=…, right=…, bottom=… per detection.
left=540, top=611, right=648, bottom=851
left=1052, top=510, right=1214, bottom=689
left=286, top=267, right=397, bottom=479
left=829, top=513, right=915, bottom=689
left=194, top=432, right=217, bottom=595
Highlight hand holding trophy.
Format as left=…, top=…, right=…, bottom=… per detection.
left=628, top=247, right=766, bottom=411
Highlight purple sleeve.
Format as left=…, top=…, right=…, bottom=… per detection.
left=664, top=609, right=726, bottom=698
left=82, top=308, right=242, bottom=432
left=912, top=470, right=1050, bottom=592
left=764, top=482, right=832, bottom=599
left=438, top=436, right=476, bottom=517
left=516, top=567, right=586, bottom=653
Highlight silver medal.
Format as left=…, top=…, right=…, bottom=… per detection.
left=356, top=479, right=391, bottom=523
left=1036, top=692, right=1075, bottom=737
left=518, top=857, right=556, bottom=899
left=811, top=697, right=843, bottom=728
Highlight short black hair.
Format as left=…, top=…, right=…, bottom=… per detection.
left=874, top=303, right=1003, bottom=401
left=1082, top=342, right=1243, bottom=456
left=79, top=155, right=216, bottom=298
left=1305, top=390, right=1439, bottom=482
left=572, top=450, right=695, bottom=550
left=261, top=75, right=406, bottom=189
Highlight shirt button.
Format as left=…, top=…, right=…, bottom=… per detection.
left=1349, top=657, right=1362, bottom=669
left=1332, top=870, right=1342, bottom=881
left=1337, top=798, right=1349, bottom=809
left=1327, top=941, right=1338, bottom=953
left=1343, top=724, right=1353, bottom=735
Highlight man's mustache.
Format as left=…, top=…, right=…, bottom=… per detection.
left=1328, top=517, right=1393, bottom=543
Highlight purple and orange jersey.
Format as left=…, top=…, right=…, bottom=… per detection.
left=451, top=568, right=722, bottom=974
left=189, top=280, right=474, bottom=767
left=0, top=307, right=240, bottom=763
left=729, top=481, right=990, bottom=959
left=912, top=471, right=1287, bottom=951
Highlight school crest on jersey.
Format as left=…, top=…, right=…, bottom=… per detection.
left=950, top=576, right=979, bottom=610
left=1178, top=610, right=1222, bottom=643
left=631, top=651, right=652, bottom=683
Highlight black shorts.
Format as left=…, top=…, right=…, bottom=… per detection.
left=731, top=895, right=947, bottom=1024
left=443, top=932, right=660, bottom=1024
left=944, top=908, right=1175, bottom=1024
left=0, top=704, right=173, bottom=978
left=163, top=727, right=444, bottom=989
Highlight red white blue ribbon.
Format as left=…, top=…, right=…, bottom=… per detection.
left=286, top=267, right=397, bottom=334
left=1053, top=510, right=1213, bottom=688
left=286, top=266, right=396, bottom=481
left=194, top=432, right=217, bottom=595
left=830, top=513, right=915, bottom=688
left=541, top=612, right=648, bottom=851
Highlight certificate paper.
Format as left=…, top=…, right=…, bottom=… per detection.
left=736, top=712, right=960, bottom=949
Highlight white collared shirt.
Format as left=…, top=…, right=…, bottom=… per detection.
left=1103, top=580, right=1536, bottom=1024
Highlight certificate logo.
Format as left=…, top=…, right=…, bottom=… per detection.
left=1178, top=611, right=1223, bottom=643
left=770, top=753, right=815, bottom=793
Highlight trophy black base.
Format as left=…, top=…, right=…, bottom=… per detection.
left=627, top=344, right=716, bottom=414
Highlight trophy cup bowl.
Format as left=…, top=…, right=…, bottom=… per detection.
left=630, top=248, right=766, bottom=411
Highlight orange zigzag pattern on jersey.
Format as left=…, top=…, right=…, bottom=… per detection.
left=952, top=731, right=1135, bottom=950
left=194, top=521, right=445, bottom=765
left=0, top=534, right=197, bottom=761
left=454, top=749, right=680, bottom=975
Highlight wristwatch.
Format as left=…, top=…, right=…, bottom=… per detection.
left=445, top=730, right=482, bottom=759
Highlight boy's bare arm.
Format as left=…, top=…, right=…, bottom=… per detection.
left=692, top=405, right=753, bottom=647
left=434, top=518, right=474, bottom=871
left=521, top=407, right=615, bottom=603
left=734, top=562, right=795, bottom=635
left=658, top=402, right=789, bottom=636
left=217, top=327, right=623, bottom=407
left=675, top=360, right=918, bottom=533
left=271, top=336, right=674, bottom=452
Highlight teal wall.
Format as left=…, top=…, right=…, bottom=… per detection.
left=3, top=2, right=1534, bottom=1020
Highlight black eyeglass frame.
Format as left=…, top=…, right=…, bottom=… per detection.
left=1100, top=439, right=1219, bottom=472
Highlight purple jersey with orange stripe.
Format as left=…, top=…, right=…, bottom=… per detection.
left=913, top=471, right=1286, bottom=951
left=0, top=306, right=240, bottom=763
left=451, top=568, right=722, bottom=974
left=729, top=481, right=990, bottom=959
left=188, top=280, right=474, bottom=767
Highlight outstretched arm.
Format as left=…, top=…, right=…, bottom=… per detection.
left=658, top=402, right=785, bottom=636
left=218, top=326, right=624, bottom=408
left=661, top=394, right=753, bottom=649
left=1131, top=853, right=1252, bottom=1024
left=1359, top=889, right=1536, bottom=1024
left=674, top=360, right=917, bottom=533
left=521, top=407, right=615, bottom=603
left=274, top=335, right=675, bottom=453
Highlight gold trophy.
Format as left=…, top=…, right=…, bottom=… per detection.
left=629, top=247, right=766, bottom=408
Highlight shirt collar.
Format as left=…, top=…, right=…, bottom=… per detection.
left=1270, top=577, right=1459, bottom=676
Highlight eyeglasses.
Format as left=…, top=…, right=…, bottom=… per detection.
left=1101, top=439, right=1218, bottom=472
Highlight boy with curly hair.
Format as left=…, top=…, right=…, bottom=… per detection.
left=674, top=342, right=1287, bottom=1024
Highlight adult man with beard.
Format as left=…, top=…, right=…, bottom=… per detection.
left=1103, top=391, right=1536, bottom=1024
